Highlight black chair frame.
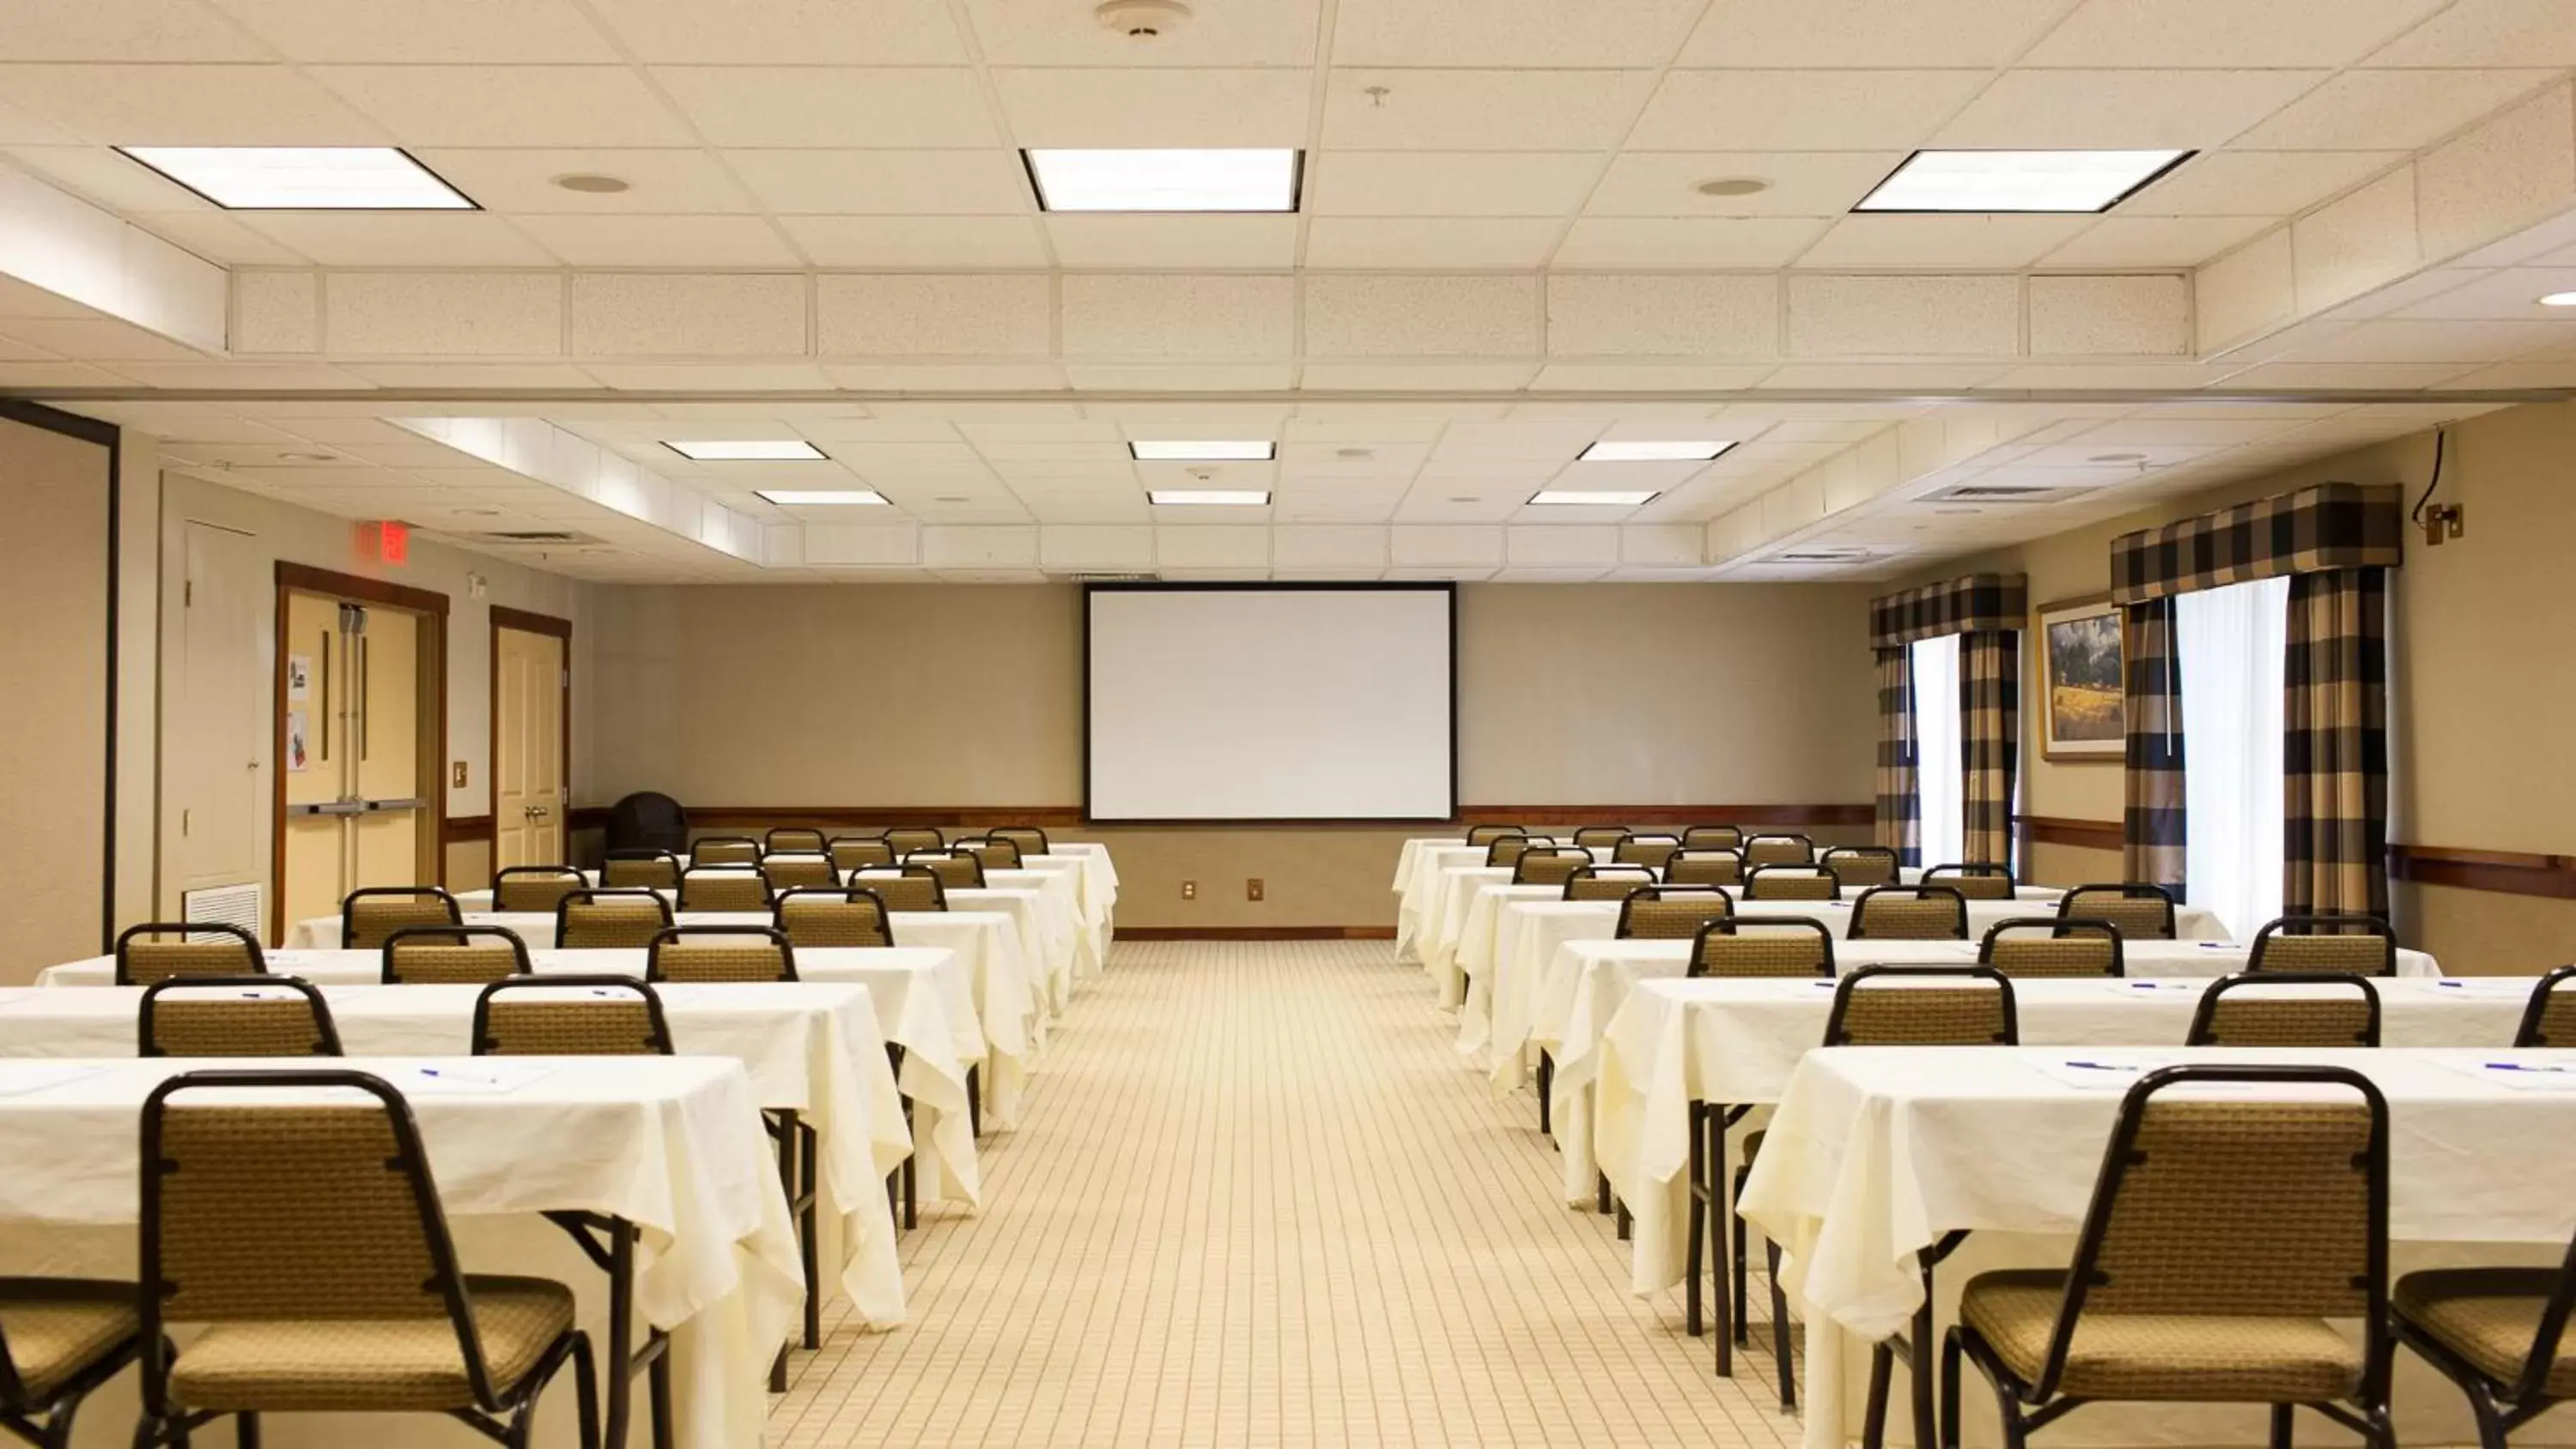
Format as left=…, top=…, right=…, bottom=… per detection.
left=1978, top=917, right=2126, bottom=977
left=1847, top=884, right=1971, bottom=941
left=645, top=925, right=800, bottom=983
left=2249, top=914, right=2401, bottom=977
left=113, top=922, right=268, bottom=986
left=1742, top=863, right=1844, bottom=901
left=339, top=886, right=462, bottom=949
left=137, top=975, right=344, bottom=1058
left=2186, top=971, right=2384, bottom=1047
left=2515, top=965, right=2576, bottom=1047
left=553, top=888, right=674, bottom=947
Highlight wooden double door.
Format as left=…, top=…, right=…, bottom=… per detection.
left=276, top=585, right=437, bottom=937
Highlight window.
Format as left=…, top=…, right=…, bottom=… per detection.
left=2176, top=576, right=2290, bottom=940
left=1911, top=634, right=1964, bottom=868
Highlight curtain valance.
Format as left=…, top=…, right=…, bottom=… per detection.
left=1867, top=573, right=2028, bottom=650
left=2110, top=482, right=2402, bottom=605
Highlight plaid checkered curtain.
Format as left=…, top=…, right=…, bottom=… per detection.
left=2122, top=598, right=2187, bottom=894
left=1874, top=646, right=1921, bottom=866
left=2284, top=569, right=2390, bottom=917
left=1959, top=630, right=2019, bottom=869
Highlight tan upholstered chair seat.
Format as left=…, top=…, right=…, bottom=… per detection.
left=1961, top=1269, right=2361, bottom=1402
left=169, top=1276, right=573, bottom=1413
left=2395, top=1268, right=2576, bottom=1396
left=0, top=1283, right=139, bottom=1401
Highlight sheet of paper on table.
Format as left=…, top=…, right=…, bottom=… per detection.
left=2446, top=1058, right=2576, bottom=1092
left=0, top=1063, right=106, bottom=1096
left=393, top=1062, right=556, bottom=1095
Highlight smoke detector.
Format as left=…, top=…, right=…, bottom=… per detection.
left=1096, top=0, right=1190, bottom=38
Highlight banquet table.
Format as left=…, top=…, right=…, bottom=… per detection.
left=1030, top=845, right=1120, bottom=960
left=0, top=1054, right=801, bottom=1449
left=1739, top=1046, right=2576, bottom=1449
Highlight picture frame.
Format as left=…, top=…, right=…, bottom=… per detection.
left=2037, top=594, right=2124, bottom=761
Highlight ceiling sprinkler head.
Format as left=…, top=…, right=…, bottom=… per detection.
left=1095, top=0, right=1191, bottom=38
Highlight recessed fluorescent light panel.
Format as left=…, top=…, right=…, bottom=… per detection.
left=1149, top=489, right=1270, bottom=506
left=1026, top=149, right=1301, bottom=213
left=1577, top=440, right=1735, bottom=463
left=756, top=489, right=886, bottom=506
left=1529, top=490, right=1658, bottom=507
left=1856, top=149, right=2192, bottom=214
left=1129, top=440, right=1276, bottom=461
left=2540, top=291, right=2576, bottom=307
left=665, top=440, right=825, bottom=461
left=117, top=147, right=475, bottom=209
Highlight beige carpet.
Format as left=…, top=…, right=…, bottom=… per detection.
left=769, top=939, right=1799, bottom=1448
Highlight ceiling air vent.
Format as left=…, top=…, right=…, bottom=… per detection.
left=465, top=530, right=605, bottom=546
left=1062, top=572, right=1161, bottom=583
left=1923, top=483, right=2089, bottom=506
left=1772, top=547, right=1878, bottom=564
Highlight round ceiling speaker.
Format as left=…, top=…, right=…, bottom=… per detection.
left=552, top=173, right=631, bottom=194
left=1096, top=0, right=1191, bottom=38
left=1695, top=177, right=1771, bottom=197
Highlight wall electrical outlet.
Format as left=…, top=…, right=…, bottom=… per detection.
left=1247, top=878, right=1265, bottom=901
left=1181, top=880, right=1196, bottom=900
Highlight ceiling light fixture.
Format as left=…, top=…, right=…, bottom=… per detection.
left=1130, top=440, right=1276, bottom=461
left=1149, top=489, right=1269, bottom=506
left=1577, top=440, right=1735, bottom=463
left=2540, top=291, right=2576, bottom=307
left=118, top=146, right=477, bottom=210
left=1025, top=148, right=1301, bottom=212
left=1529, top=489, right=1657, bottom=506
left=1856, top=149, right=2192, bottom=214
left=665, top=440, right=825, bottom=461
left=551, top=173, right=630, bottom=194
left=756, top=489, right=886, bottom=506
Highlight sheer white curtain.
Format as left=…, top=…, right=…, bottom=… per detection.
left=1911, top=634, right=1965, bottom=868
left=2176, top=575, right=2290, bottom=940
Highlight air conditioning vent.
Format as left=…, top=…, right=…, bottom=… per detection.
left=474, top=530, right=587, bottom=544
left=1924, top=483, right=2090, bottom=506
left=1062, top=572, right=1161, bottom=583
left=1773, top=547, right=1877, bottom=563
left=182, top=883, right=264, bottom=941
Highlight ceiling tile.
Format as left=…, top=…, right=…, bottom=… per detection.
left=1301, top=361, right=1539, bottom=390
left=207, top=0, right=618, bottom=61
left=1308, top=151, right=1600, bottom=217
left=1935, top=70, right=2330, bottom=149
left=584, top=0, right=965, bottom=63
left=582, top=362, right=834, bottom=390
left=778, top=215, right=1051, bottom=268
left=1630, top=70, right=1988, bottom=150
left=968, top=0, right=1318, bottom=65
left=1304, top=217, right=1564, bottom=268
left=0, top=316, right=210, bottom=361
left=2023, top=0, right=2447, bottom=67
left=6, top=144, right=223, bottom=212
left=2220, top=360, right=2479, bottom=388
left=1332, top=0, right=1705, bottom=67
left=411, top=149, right=753, bottom=214
left=993, top=68, right=1311, bottom=147
left=2126, top=149, right=2405, bottom=216
left=2040, top=214, right=2275, bottom=266
left=1323, top=70, right=1655, bottom=151
left=1063, top=274, right=1292, bottom=357
left=2281, top=316, right=2574, bottom=362
left=818, top=274, right=1051, bottom=357
left=725, top=149, right=1031, bottom=215
left=823, top=362, right=1067, bottom=391
left=2364, top=0, right=2576, bottom=66
left=1043, top=215, right=1299, bottom=269
left=653, top=67, right=996, bottom=148
left=235, top=213, right=558, bottom=266
left=1799, top=215, right=2093, bottom=269
left=2391, top=266, right=2576, bottom=318
left=1679, top=0, right=2067, bottom=66
left=1528, top=362, right=1777, bottom=390
left=311, top=65, right=696, bottom=147
left=0, top=64, right=384, bottom=144
left=1758, top=361, right=2014, bottom=389
left=1552, top=216, right=1829, bottom=268
left=1585, top=151, right=1900, bottom=216
left=0, top=0, right=270, bottom=60
left=2229, top=70, right=2559, bottom=149
left=514, top=214, right=803, bottom=267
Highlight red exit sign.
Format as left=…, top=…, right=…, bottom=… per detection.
left=361, top=518, right=410, bottom=566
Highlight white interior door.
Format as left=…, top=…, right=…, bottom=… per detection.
left=172, top=521, right=266, bottom=895
left=494, top=625, right=567, bottom=868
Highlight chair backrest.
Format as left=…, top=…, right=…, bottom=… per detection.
left=989, top=826, right=1051, bottom=858
left=916, top=852, right=985, bottom=890
left=1820, top=846, right=1901, bottom=887
left=2057, top=883, right=2178, bottom=941
left=1463, top=824, right=1522, bottom=847
left=1662, top=849, right=1744, bottom=888
left=677, top=868, right=773, bottom=913
left=690, top=835, right=762, bottom=867
left=2517, top=965, right=2576, bottom=1048
left=854, top=866, right=947, bottom=912
left=2018, top=1065, right=2388, bottom=1405
left=474, top=975, right=673, bottom=1055
left=1615, top=886, right=1732, bottom=941
left=956, top=837, right=1023, bottom=870
left=775, top=888, right=895, bottom=949
left=1743, top=833, right=1815, bottom=866
left=601, top=849, right=683, bottom=890
left=115, top=922, right=266, bottom=986
left=827, top=836, right=897, bottom=871
left=1612, top=834, right=1681, bottom=867
left=1922, top=863, right=2016, bottom=900
left=340, top=886, right=461, bottom=950
left=764, top=828, right=827, bottom=855
left=1513, top=847, right=1590, bottom=888
left=556, top=888, right=674, bottom=949
left=1823, top=966, right=2018, bottom=1046
left=883, top=827, right=945, bottom=858
left=1562, top=864, right=1656, bottom=901
left=2248, top=914, right=2399, bottom=977
left=135, top=1070, right=505, bottom=1414
left=647, top=925, right=797, bottom=983
left=1978, top=917, right=2124, bottom=979
left=381, top=925, right=532, bottom=985
left=1849, top=884, right=1970, bottom=941
left=760, top=854, right=839, bottom=892
left=1485, top=834, right=1537, bottom=868
left=139, top=977, right=343, bottom=1058
left=490, top=865, right=586, bottom=913
left=606, top=790, right=689, bottom=854
left=2187, top=972, right=2383, bottom=1047
left=1571, top=826, right=1630, bottom=852
left=1682, top=825, right=1743, bottom=852
left=1690, top=918, right=1835, bottom=979
left=1743, top=864, right=1840, bottom=901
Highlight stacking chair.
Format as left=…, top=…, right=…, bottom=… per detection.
left=677, top=868, right=773, bottom=914
left=760, top=854, right=839, bottom=892
left=647, top=925, right=798, bottom=983
left=1945, top=1065, right=2393, bottom=1449
left=1849, top=884, right=1970, bottom=941
left=854, top=867, right=947, bottom=913
left=1562, top=864, right=1656, bottom=901
left=1572, top=826, right=1631, bottom=852
left=1616, top=886, right=1733, bottom=941
left=2249, top=914, right=2400, bottom=977
left=382, top=925, right=532, bottom=985
left=600, top=849, right=683, bottom=890
left=1485, top=834, right=1538, bottom=870
left=2516, top=966, right=2576, bottom=1047
left=491, top=866, right=586, bottom=914
left=341, top=887, right=462, bottom=951
left=1923, top=863, right=2017, bottom=900
left=2057, top=883, right=2178, bottom=941
left=1822, top=846, right=1902, bottom=888
left=2391, top=1219, right=2576, bottom=1448
left=1743, top=833, right=1816, bottom=866
left=1979, top=918, right=2124, bottom=978
left=555, top=888, right=672, bottom=949
left=1689, top=918, right=1835, bottom=979
left=1613, top=834, right=1683, bottom=868
left=1664, top=849, right=1745, bottom=888
left=989, top=826, right=1050, bottom=858
left=827, top=836, right=896, bottom=872
left=916, top=852, right=985, bottom=891
left=0, top=1276, right=148, bottom=1447
left=129, top=1070, right=599, bottom=1449
left=689, top=836, right=761, bottom=868
left=473, top=976, right=671, bottom=1056
left=1683, top=825, right=1744, bottom=852
left=138, top=977, right=343, bottom=1058
left=883, top=827, right=945, bottom=858
left=775, top=888, right=895, bottom=949
left=763, top=828, right=827, bottom=856
left=2187, top=972, right=2382, bottom=1047
left=1513, top=846, right=1591, bottom=888
left=1742, top=864, right=1840, bottom=901
left=1463, top=824, right=1522, bottom=847
left=114, top=922, right=266, bottom=986
left=955, top=837, right=1022, bottom=870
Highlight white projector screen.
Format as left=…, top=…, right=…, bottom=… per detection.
left=1086, top=585, right=1455, bottom=822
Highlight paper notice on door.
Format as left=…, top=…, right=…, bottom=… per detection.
left=286, top=652, right=312, bottom=701
left=286, top=711, right=310, bottom=772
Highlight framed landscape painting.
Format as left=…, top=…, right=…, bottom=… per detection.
left=2038, top=596, right=2124, bottom=761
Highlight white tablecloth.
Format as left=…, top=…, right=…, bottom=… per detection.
left=1020, top=855, right=1114, bottom=973
left=0, top=1055, right=799, bottom=1449
left=1741, top=1046, right=2576, bottom=1449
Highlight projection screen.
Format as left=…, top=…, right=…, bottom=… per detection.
left=1084, top=584, right=1456, bottom=822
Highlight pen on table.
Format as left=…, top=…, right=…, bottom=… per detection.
left=2487, top=1061, right=2576, bottom=1074
left=2063, top=1060, right=2135, bottom=1071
